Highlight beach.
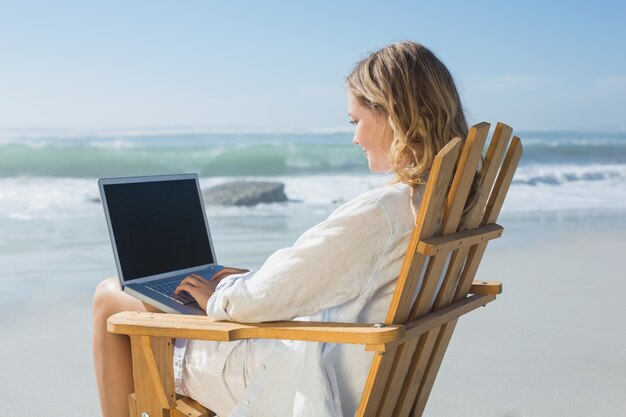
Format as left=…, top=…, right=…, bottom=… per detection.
left=0, top=130, right=625, bottom=416
left=429, top=227, right=626, bottom=417
left=1, top=215, right=625, bottom=416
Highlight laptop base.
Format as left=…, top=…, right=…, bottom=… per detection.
left=125, top=284, right=207, bottom=315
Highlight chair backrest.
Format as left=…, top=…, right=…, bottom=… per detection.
left=356, top=122, right=523, bottom=417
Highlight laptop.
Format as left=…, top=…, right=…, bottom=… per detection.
left=98, top=173, right=225, bottom=315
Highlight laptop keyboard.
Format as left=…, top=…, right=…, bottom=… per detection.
left=146, top=278, right=195, bottom=305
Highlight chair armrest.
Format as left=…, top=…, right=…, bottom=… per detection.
left=469, top=280, right=501, bottom=294
left=364, top=293, right=497, bottom=352
left=107, top=293, right=498, bottom=353
left=107, top=313, right=405, bottom=347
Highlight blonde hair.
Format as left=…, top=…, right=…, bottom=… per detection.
left=346, top=41, right=480, bottom=228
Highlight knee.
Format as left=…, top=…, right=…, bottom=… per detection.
left=92, top=277, right=123, bottom=324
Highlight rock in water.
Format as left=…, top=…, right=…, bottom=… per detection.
left=203, top=181, right=287, bottom=206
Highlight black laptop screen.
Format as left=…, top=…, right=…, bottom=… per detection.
left=103, top=178, right=214, bottom=281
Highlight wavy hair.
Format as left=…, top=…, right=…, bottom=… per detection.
left=346, top=41, right=481, bottom=228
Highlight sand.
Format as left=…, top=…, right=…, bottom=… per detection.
left=0, top=229, right=624, bottom=416
left=427, top=231, right=626, bottom=417
left=0, top=287, right=100, bottom=416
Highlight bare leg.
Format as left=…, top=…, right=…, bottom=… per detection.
left=92, top=277, right=160, bottom=417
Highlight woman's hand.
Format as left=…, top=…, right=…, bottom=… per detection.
left=210, top=267, right=250, bottom=287
left=175, top=267, right=250, bottom=311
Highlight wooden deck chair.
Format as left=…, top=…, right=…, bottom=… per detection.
left=108, top=121, right=523, bottom=417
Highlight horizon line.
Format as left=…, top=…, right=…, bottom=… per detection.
left=0, top=125, right=625, bottom=138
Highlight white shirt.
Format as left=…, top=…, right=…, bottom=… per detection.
left=180, top=183, right=420, bottom=417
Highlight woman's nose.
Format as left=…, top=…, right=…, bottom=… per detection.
left=352, top=136, right=358, bottom=145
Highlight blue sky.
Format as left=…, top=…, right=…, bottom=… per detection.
left=1, top=0, right=625, bottom=131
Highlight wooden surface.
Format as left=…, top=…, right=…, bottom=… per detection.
left=357, top=138, right=462, bottom=417
left=469, top=280, right=502, bottom=295
left=385, top=137, right=463, bottom=324
left=110, top=291, right=497, bottom=355
left=364, top=293, right=496, bottom=352
left=409, top=123, right=514, bottom=416
left=129, top=335, right=175, bottom=417
left=171, top=397, right=214, bottom=417
left=413, top=127, right=522, bottom=417
left=109, top=313, right=404, bottom=346
left=389, top=123, right=493, bottom=417
left=416, top=223, right=503, bottom=256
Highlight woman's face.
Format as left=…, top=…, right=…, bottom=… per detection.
left=347, top=92, right=394, bottom=173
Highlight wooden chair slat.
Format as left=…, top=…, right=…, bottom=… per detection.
left=390, top=124, right=492, bottom=417
left=384, top=137, right=463, bottom=324
left=388, top=248, right=464, bottom=417
left=411, top=130, right=522, bottom=417
left=357, top=138, right=462, bottom=417
left=378, top=259, right=442, bottom=417
left=456, top=135, right=522, bottom=300
left=443, top=122, right=491, bottom=233
left=356, top=351, right=397, bottom=417
left=378, top=137, right=470, bottom=417
left=431, top=124, right=513, bottom=309
left=482, top=137, right=523, bottom=225
left=382, top=124, right=490, bottom=417
left=472, top=122, right=513, bottom=225
left=425, top=125, right=510, bottom=311
left=414, top=123, right=490, bottom=316
left=409, top=122, right=491, bottom=319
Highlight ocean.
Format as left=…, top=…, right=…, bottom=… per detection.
left=1, top=129, right=626, bottom=303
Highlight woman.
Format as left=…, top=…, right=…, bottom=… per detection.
left=92, top=40, right=478, bottom=417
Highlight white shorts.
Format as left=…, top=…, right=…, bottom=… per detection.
left=174, top=338, right=278, bottom=417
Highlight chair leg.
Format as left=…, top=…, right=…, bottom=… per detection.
left=129, top=335, right=177, bottom=417
left=127, top=335, right=214, bottom=417
left=171, top=397, right=214, bottom=417
left=130, top=392, right=213, bottom=417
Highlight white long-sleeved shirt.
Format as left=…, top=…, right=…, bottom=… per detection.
left=184, top=183, right=420, bottom=417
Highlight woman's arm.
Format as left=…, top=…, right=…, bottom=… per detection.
left=205, top=193, right=394, bottom=322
